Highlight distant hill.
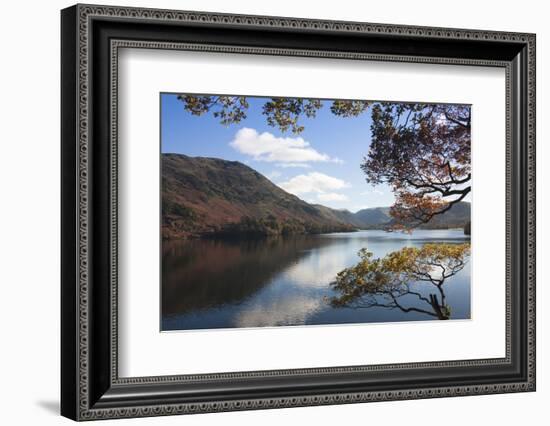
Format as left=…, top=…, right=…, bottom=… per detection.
left=162, top=153, right=471, bottom=238
left=351, top=203, right=470, bottom=230
left=162, top=154, right=354, bottom=238
left=310, top=204, right=365, bottom=228
left=353, top=207, right=392, bottom=228
left=418, top=201, right=471, bottom=229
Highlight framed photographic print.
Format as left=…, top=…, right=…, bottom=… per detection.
left=61, top=4, right=536, bottom=421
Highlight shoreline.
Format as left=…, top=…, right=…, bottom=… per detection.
left=162, top=227, right=471, bottom=242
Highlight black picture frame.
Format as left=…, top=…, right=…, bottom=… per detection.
left=61, top=4, right=536, bottom=421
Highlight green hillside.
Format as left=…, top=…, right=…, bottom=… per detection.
left=162, top=154, right=354, bottom=238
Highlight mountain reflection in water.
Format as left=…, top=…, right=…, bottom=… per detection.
left=162, top=230, right=471, bottom=331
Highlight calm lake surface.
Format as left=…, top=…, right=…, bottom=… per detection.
left=162, top=230, right=471, bottom=331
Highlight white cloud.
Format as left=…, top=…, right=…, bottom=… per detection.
left=275, top=163, right=312, bottom=169
left=230, top=127, right=341, bottom=164
left=278, top=172, right=350, bottom=196
left=317, top=193, right=349, bottom=202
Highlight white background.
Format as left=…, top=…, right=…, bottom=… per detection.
left=0, top=0, right=547, bottom=425
left=119, top=49, right=505, bottom=377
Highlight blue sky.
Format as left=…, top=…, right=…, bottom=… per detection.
left=161, top=94, right=395, bottom=212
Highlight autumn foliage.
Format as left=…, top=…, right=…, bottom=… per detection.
left=329, top=243, right=471, bottom=319
left=362, top=104, right=471, bottom=228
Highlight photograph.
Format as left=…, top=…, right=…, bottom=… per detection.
left=161, top=94, right=472, bottom=331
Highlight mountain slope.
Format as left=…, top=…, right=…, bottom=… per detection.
left=310, top=204, right=366, bottom=228
left=162, top=153, right=471, bottom=238
left=419, top=201, right=470, bottom=229
left=353, top=207, right=392, bottom=227
left=162, top=154, right=354, bottom=238
left=351, top=202, right=470, bottom=229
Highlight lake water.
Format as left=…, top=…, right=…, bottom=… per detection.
left=162, top=229, right=471, bottom=331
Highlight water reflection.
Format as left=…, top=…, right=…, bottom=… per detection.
left=235, top=295, right=323, bottom=328
left=162, top=236, right=335, bottom=316
left=328, top=242, right=470, bottom=320
left=162, top=230, right=471, bottom=331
